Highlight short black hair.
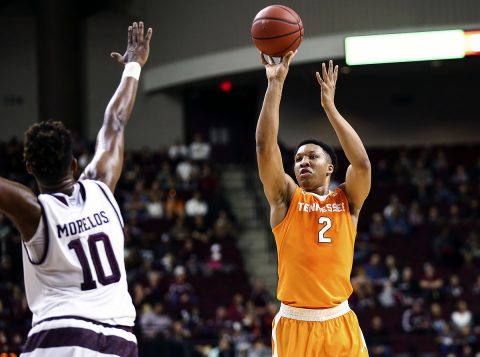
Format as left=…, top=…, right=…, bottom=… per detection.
left=294, top=138, right=337, bottom=169
left=23, top=120, right=73, bottom=184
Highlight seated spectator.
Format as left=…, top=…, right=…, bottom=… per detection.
left=250, top=279, right=272, bottom=310
left=365, top=253, right=388, bottom=285
left=176, top=159, right=198, bottom=188
left=451, top=164, right=470, bottom=184
left=208, top=335, right=234, bottom=357
left=408, top=201, right=424, bottom=227
left=369, top=212, right=387, bottom=240
left=383, top=196, right=409, bottom=235
left=185, top=191, right=208, bottom=217
left=212, top=210, right=236, bottom=241
left=366, top=316, right=392, bottom=357
left=429, top=303, right=447, bottom=335
left=451, top=300, right=472, bottom=331
left=190, top=132, right=211, bottom=161
left=378, top=280, right=397, bottom=308
left=436, top=324, right=456, bottom=355
left=139, top=302, right=173, bottom=339
left=227, top=294, right=246, bottom=323
left=395, top=266, right=420, bottom=306
left=146, top=190, right=164, bottom=219
left=419, top=262, right=444, bottom=302
left=167, top=266, right=196, bottom=308
left=351, top=267, right=375, bottom=309
left=385, top=255, right=400, bottom=284
left=402, top=299, right=431, bottom=333
left=168, top=139, right=188, bottom=162
left=444, top=274, right=464, bottom=300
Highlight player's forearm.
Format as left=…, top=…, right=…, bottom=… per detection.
left=323, top=103, right=370, bottom=169
left=103, top=76, right=139, bottom=130
left=256, top=80, right=283, bottom=151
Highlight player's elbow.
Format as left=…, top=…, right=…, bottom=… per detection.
left=355, top=157, right=371, bottom=172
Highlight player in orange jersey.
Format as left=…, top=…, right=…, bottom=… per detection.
left=256, top=51, right=371, bottom=356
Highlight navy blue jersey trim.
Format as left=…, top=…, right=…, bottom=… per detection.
left=94, top=182, right=123, bottom=228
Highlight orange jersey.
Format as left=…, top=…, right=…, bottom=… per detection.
left=273, top=186, right=356, bottom=308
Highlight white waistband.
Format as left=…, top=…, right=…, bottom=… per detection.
left=279, top=300, right=350, bottom=322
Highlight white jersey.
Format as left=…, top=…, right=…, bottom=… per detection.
left=22, top=179, right=136, bottom=327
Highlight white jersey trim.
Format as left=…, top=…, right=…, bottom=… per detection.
left=20, top=346, right=121, bottom=357
left=28, top=318, right=137, bottom=343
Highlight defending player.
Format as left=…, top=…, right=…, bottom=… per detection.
left=0, top=21, right=152, bottom=356
left=256, top=51, right=371, bottom=356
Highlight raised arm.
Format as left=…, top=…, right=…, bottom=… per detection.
left=256, top=52, right=297, bottom=228
left=81, top=21, right=152, bottom=192
left=316, top=61, right=371, bottom=217
left=0, top=178, right=41, bottom=240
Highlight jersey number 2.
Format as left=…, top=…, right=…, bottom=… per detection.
left=68, top=233, right=121, bottom=291
left=318, top=217, right=332, bottom=243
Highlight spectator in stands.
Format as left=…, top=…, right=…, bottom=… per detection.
left=366, top=316, right=392, bottom=357
left=369, top=212, right=387, bottom=240
left=209, top=335, right=235, bottom=357
left=190, top=132, right=212, bottom=161
left=378, top=280, right=397, bottom=308
left=429, top=302, right=447, bottom=335
left=185, top=190, right=208, bottom=217
left=176, top=158, right=198, bottom=189
left=168, top=139, right=188, bottom=162
left=145, top=189, right=164, bottom=219
left=385, top=255, right=400, bottom=284
left=351, top=266, right=375, bottom=309
left=411, top=158, right=432, bottom=187
left=383, top=196, right=410, bottom=235
left=402, top=299, right=431, bottom=333
left=444, top=274, right=464, bottom=300
left=167, top=266, right=196, bottom=308
left=407, top=201, right=424, bottom=227
left=436, top=324, right=456, bottom=355
left=250, top=279, right=272, bottom=310
left=365, top=253, right=388, bottom=285
left=395, top=266, right=420, bottom=306
left=227, top=294, right=246, bottom=323
left=212, top=210, right=236, bottom=241
left=419, top=262, right=444, bottom=302
left=139, top=302, right=173, bottom=339
left=451, top=300, right=473, bottom=331
left=451, top=164, right=470, bottom=184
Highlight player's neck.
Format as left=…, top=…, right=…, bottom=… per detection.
left=306, top=183, right=330, bottom=196
left=38, top=176, right=76, bottom=195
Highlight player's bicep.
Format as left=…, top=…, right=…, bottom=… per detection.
left=344, top=163, right=371, bottom=213
left=0, top=178, right=41, bottom=240
left=256, top=145, right=291, bottom=204
left=80, top=123, right=125, bottom=192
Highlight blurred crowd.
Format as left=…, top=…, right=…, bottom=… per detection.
left=0, top=134, right=275, bottom=357
left=0, top=135, right=479, bottom=356
left=346, top=145, right=480, bottom=356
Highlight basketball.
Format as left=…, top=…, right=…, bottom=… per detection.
left=251, top=5, right=304, bottom=57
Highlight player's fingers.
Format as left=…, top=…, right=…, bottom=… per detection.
left=315, top=71, right=323, bottom=85
left=267, top=55, right=274, bottom=65
left=260, top=52, right=268, bottom=65
left=283, top=50, right=295, bottom=66
left=322, top=62, right=328, bottom=82
left=145, top=28, right=153, bottom=44
left=333, top=65, right=339, bottom=84
left=328, top=60, right=333, bottom=78
left=127, top=26, right=132, bottom=46
left=132, top=22, right=138, bottom=45
left=138, top=22, right=144, bottom=44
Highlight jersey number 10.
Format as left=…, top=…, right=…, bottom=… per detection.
left=68, top=233, right=121, bottom=291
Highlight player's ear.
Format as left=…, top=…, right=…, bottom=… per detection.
left=327, top=164, right=334, bottom=175
left=25, top=161, right=33, bottom=175
left=71, top=158, right=78, bottom=173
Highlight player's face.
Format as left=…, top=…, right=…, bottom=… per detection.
left=294, top=144, right=333, bottom=190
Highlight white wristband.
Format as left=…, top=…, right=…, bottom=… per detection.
left=122, top=62, right=141, bottom=80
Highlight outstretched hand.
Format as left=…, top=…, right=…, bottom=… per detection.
left=261, top=50, right=297, bottom=83
left=316, top=60, right=338, bottom=108
left=111, top=21, right=153, bottom=67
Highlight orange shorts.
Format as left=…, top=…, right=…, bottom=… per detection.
left=271, top=301, right=368, bottom=356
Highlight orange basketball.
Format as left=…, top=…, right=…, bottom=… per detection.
left=251, top=5, right=304, bottom=57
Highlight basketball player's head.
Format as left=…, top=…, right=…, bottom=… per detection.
left=24, top=120, right=77, bottom=186
left=293, top=138, right=336, bottom=191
